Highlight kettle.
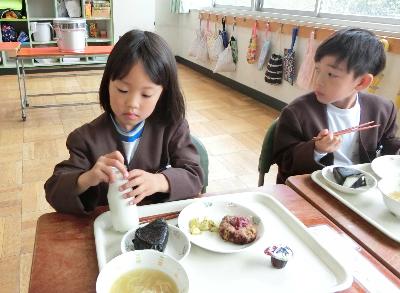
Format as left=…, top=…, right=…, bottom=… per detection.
left=30, top=22, right=53, bottom=42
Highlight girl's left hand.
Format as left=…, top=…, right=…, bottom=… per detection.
left=119, top=169, right=170, bottom=204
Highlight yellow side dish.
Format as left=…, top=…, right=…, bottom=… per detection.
left=388, top=191, right=400, bottom=201
left=189, top=217, right=218, bottom=235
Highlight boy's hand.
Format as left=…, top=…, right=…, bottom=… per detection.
left=77, top=151, right=128, bottom=192
left=314, top=129, right=342, bottom=153
left=120, top=169, right=170, bottom=205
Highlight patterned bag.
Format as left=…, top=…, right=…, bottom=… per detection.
left=296, top=31, right=316, bottom=90
left=283, top=27, right=299, bottom=85
left=206, top=20, right=218, bottom=58
left=265, top=25, right=283, bottom=85
left=265, top=54, right=283, bottom=85
left=257, top=23, right=271, bottom=70
left=1, top=23, right=17, bottom=42
left=230, top=22, right=238, bottom=64
left=196, top=30, right=209, bottom=63
left=246, top=22, right=257, bottom=64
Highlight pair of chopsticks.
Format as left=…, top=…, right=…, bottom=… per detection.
left=313, top=121, right=380, bottom=141
left=139, top=211, right=181, bottom=224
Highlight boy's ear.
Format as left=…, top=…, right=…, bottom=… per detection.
left=355, top=73, right=374, bottom=91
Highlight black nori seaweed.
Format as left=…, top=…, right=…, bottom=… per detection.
left=133, top=219, right=169, bottom=252
left=333, top=167, right=362, bottom=185
left=346, top=175, right=366, bottom=188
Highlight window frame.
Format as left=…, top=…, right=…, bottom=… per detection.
left=213, top=0, right=400, bottom=31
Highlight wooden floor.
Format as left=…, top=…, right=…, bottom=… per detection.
left=0, top=64, right=279, bottom=292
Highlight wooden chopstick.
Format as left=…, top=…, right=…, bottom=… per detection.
left=334, top=123, right=380, bottom=136
left=139, top=211, right=181, bottom=224
left=313, top=121, right=380, bottom=141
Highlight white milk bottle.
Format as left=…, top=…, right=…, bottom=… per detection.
left=107, top=167, right=139, bottom=232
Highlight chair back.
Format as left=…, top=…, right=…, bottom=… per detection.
left=258, top=119, right=278, bottom=186
left=191, top=135, right=209, bottom=193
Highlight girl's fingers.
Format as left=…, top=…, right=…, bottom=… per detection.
left=105, top=151, right=125, bottom=164
left=127, top=169, right=144, bottom=179
left=130, top=193, right=147, bottom=205
left=120, top=176, right=144, bottom=191
left=101, top=157, right=128, bottom=178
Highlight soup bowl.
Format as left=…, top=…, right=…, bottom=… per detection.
left=378, top=178, right=400, bottom=218
left=96, top=250, right=189, bottom=293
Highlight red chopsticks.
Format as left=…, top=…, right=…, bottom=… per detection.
left=313, top=121, right=380, bottom=141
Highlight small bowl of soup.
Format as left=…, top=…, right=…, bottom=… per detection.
left=96, top=250, right=189, bottom=293
left=378, top=178, right=400, bottom=218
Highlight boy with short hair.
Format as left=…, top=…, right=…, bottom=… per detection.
left=273, top=28, right=400, bottom=183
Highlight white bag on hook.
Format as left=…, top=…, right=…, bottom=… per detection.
left=189, top=29, right=202, bottom=57
left=196, top=33, right=209, bottom=63
left=213, top=45, right=236, bottom=73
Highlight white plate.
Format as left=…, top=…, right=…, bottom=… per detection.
left=371, top=155, right=400, bottom=179
left=321, top=165, right=377, bottom=194
left=178, top=200, right=264, bottom=253
left=311, top=165, right=400, bottom=243
left=121, top=223, right=191, bottom=262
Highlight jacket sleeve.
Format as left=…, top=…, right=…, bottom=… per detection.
left=161, top=120, right=204, bottom=201
left=273, top=107, right=327, bottom=180
left=44, top=129, right=103, bottom=214
left=381, top=102, right=400, bottom=155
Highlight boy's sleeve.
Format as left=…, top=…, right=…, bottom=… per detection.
left=273, top=107, right=327, bottom=180
left=160, top=120, right=204, bottom=201
left=44, top=129, right=102, bottom=214
left=381, top=102, right=400, bottom=155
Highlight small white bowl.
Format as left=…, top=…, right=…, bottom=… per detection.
left=378, top=178, right=400, bottom=218
left=321, top=166, right=377, bottom=194
left=96, top=250, right=189, bottom=293
left=121, top=223, right=191, bottom=262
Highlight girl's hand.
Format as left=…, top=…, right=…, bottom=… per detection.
left=314, top=129, right=342, bottom=153
left=77, top=151, right=128, bottom=193
left=120, top=169, right=170, bottom=205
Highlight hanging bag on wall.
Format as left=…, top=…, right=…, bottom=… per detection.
left=257, top=22, right=271, bottom=70
left=296, top=30, right=317, bottom=90
left=230, top=21, right=238, bottom=64
left=265, top=54, right=283, bottom=85
left=208, top=20, right=224, bottom=61
left=246, top=22, right=257, bottom=64
left=189, top=20, right=202, bottom=57
left=206, top=19, right=217, bottom=57
left=196, top=23, right=209, bottom=63
left=213, top=43, right=236, bottom=73
left=265, top=25, right=283, bottom=85
left=220, top=16, right=229, bottom=49
left=283, top=27, right=299, bottom=85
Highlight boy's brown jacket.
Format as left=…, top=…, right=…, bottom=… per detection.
left=273, top=92, right=400, bottom=183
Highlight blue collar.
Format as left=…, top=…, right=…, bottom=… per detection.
left=110, top=114, right=145, bottom=142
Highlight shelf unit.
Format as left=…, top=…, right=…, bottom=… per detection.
left=0, top=0, right=113, bottom=69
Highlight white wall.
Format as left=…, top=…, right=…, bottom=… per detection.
left=113, top=0, right=155, bottom=40
left=154, top=7, right=400, bottom=109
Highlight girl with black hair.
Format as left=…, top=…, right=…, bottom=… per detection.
left=45, top=30, right=204, bottom=214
